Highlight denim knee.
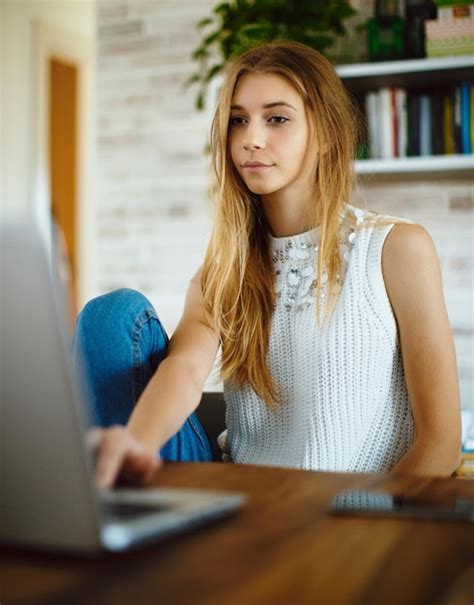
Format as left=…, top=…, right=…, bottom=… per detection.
left=73, top=288, right=168, bottom=426
left=78, top=288, right=152, bottom=329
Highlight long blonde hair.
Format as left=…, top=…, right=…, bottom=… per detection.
left=201, top=41, right=378, bottom=407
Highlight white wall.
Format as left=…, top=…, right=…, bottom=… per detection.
left=0, top=0, right=96, bottom=305
left=96, top=0, right=217, bottom=303
left=96, top=0, right=221, bottom=389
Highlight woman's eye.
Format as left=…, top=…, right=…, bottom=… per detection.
left=268, top=115, right=289, bottom=124
left=229, top=116, right=246, bottom=126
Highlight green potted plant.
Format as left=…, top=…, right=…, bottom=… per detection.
left=187, top=0, right=357, bottom=109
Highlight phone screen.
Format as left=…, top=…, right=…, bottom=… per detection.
left=329, top=489, right=474, bottom=522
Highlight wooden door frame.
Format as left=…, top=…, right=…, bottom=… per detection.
left=31, top=19, right=96, bottom=308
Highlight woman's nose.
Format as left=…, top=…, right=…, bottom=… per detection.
left=243, top=126, right=266, bottom=151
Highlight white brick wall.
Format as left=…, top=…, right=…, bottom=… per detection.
left=96, top=0, right=221, bottom=388
left=96, top=0, right=473, bottom=406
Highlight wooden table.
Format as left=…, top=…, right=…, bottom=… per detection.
left=2, top=463, right=473, bottom=605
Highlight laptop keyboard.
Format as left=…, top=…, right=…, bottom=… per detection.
left=99, top=501, right=169, bottom=521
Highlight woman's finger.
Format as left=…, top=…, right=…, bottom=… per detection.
left=85, top=427, right=103, bottom=455
left=94, top=427, right=161, bottom=488
left=95, top=426, right=131, bottom=489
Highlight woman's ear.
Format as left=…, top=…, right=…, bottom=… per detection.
left=319, top=141, right=329, bottom=155
left=309, top=120, right=329, bottom=156
left=311, top=139, right=329, bottom=158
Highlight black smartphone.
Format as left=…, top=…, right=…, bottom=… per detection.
left=329, top=489, right=474, bottom=522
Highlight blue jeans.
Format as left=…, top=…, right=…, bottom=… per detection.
left=72, top=288, right=213, bottom=462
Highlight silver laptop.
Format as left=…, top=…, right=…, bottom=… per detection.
left=0, top=219, right=244, bottom=554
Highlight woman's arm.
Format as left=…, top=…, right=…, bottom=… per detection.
left=382, top=223, right=462, bottom=477
left=94, top=268, right=220, bottom=488
left=127, top=269, right=220, bottom=451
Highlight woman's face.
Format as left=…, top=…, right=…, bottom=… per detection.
left=228, top=72, right=317, bottom=199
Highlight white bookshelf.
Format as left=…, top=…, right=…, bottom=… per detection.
left=337, top=56, right=474, bottom=176
left=336, top=56, right=474, bottom=81
left=354, top=154, right=473, bottom=176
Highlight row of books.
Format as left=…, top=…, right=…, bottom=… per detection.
left=363, top=82, right=473, bottom=159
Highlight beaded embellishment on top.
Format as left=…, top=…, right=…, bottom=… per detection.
left=270, top=206, right=369, bottom=311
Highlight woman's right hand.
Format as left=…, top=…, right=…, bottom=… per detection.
left=86, top=426, right=161, bottom=489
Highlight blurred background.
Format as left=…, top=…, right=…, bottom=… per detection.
left=0, top=0, right=472, bottom=419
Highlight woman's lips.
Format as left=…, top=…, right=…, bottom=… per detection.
left=242, top=163, right=274, bottom=172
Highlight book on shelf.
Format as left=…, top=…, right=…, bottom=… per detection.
left=420, top=94, right=433, bottom=155
left=365, top=92, right=379, bottom=158
left=379, top=88, right=394, bottom=158
left=471, top=83, right=474, bottom=150
left=407, top=93, right=421, bottom=156
left=453, top=85, right=463, bottom=152
left=431, top=92, right=444, bottom=155
left=460, top=81, right=472, bottom=154
left=395, top=89, right=407, bottom=159
left=425, top=16, right=474, bottom=57
left=391, top=90, right=399, bottom=157
left=438, top=4, right=474, bottom=20
left=443, top=93, right=455, bottom=153
left=362, top=81, right=474, bottom=159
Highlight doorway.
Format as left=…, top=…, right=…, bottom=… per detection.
left=33, top=19, right=95, bottom=316
left=49, top=57, right=78, bottom=314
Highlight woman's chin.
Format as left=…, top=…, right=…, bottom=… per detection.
left=244, top=182, right=277, bottom=196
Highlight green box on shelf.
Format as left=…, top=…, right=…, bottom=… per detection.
left=367, top=16, right=406, bottom=61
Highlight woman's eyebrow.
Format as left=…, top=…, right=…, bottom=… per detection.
left=230, top=101, right=297, bottom=111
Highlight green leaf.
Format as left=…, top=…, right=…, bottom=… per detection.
left=196, top=90, right=205, bottom=111
left=214, top=2, right=232, bottom=17
left=204, top=30, right=221, bottom=46
left=197, top=17, right=214, bottom=28
left=183, top=73, right=201, bottom=88
left=192, top=46, right=209, bottom=60
left=239, top=21, right=273, bottom=36
left=204, top=63, right=224, bottom=83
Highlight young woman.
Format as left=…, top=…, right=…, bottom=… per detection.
left=74, top=42, right=462, bottom=489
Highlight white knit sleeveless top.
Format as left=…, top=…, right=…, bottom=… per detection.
left=222, top=204, right=415, bottom=473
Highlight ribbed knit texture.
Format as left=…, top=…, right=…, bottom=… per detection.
left=222, top=204, right=415, bottom=473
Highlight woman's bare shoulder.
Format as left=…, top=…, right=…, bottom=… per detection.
left=382, top=222, right=442, bottom=315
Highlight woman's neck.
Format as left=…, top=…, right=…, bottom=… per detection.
left=261, top=190, right=315, bottom=238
